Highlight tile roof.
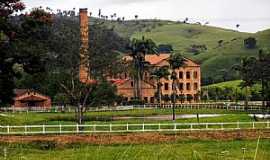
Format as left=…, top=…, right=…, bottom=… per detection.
left=145, top=54, right=170, bottom=65
left=123, top=53, right=200, bottom=66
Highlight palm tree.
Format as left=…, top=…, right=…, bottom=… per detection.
left=232, top=57, right=257, bottom=110
left=98, top=9, right=101, bottom=18
left=151, top=66, right=170, bottom=107
left=126, top=37, right=158, bottom=101
left=257, top=49, right=270, bottom=108
left=168, top=53, right=186, bottom=121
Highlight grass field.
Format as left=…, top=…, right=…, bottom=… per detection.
left=1, top=139, right=269, bottom=160
left=203, top=80, right=262, bottom=95
left=0, top=109, right=262, bottom=125
left=0, top=109, right=263, bottom=126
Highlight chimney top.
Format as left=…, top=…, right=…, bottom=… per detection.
left=79, top=8, right=88, bottom=12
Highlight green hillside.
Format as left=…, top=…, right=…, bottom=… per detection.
left=91, top=19, right=270, bottom=84
left=203, top=80, right=262, bottom=100
left=205, top=80, right=243, bottom=88
left=131, top=23, right=270, bottom=82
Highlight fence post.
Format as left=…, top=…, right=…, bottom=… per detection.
left=127, top=123, right=129, bottom=131
left=206, top=123, right=208, bottom=129
left=142, top=123, right=145, bottom=132
left=7, top=126, right=9, bottom=134
left=59, top=124, right=62, bottom=134
left=93, top=124, right=96, bottom=132
left=158, top=123, right=161, bottom=131
left=76, top=124, right=79, bottom=133
left=110, top=124, right=112, bottom=132
left=43, top=124, right=45, bottom=134
left=253, top=122, right=255, bottom=129
left=221, top=123, right=224, bottom=130
left=190, top=124, right=193, bottom=130
left=24, top=125, right=27, bottom=135
left=237, top=121, right=240, bottom=129
left=174, top=123, right=177, bottom=131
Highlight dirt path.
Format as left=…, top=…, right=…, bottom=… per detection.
left=1, top=130, right=270, bottom=145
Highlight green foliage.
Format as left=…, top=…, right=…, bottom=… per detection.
left=168, top=53, right=186, bottom=70
left=0, top=2, right=52, bottom=106
left=126, top=36, right=158, bottom=99
left=244, top=37, right=257, bottom=49
left=88, top=80, right=119, bottom=107
left=203, top=80, right=262, bottom=101
left=158, top=44, right=173, bottom=53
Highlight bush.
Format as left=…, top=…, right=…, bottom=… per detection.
left=30, top=141, right=57, bottom=150
left=244, top=37, right=257, bottom=49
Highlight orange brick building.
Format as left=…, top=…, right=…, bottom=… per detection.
left=110, top=54, right=201, bottom=103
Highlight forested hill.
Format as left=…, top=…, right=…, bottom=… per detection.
left=97, top=18, right=270, bottom=85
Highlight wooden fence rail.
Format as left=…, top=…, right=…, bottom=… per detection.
left=1, top=121, right=270, bottom=135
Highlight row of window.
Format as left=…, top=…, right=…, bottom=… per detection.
left=164, top=82, right=199, bottom=91
left=110, top=71, right=199, bottom=80
left=124, top=94, right=199, bottom=103
left=179, top=71, right=198, bottom=79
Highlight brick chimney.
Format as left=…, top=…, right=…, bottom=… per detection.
left=79, top=8, right=90, bottom=83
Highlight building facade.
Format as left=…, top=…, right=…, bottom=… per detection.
left=110, top=54, right=201, bottom=103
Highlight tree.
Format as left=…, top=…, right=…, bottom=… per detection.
left=244, top=37, right=257, bottom=49
left=98, top=9, right=101, bottom=18
left=168, top=53, right=186, bottom=120
left=232, top=57, right=257, bottom=109
left=126, top=37, right=158, bottom=101
left=0, top=1, right=52, bottom=106
left=135, top=15, right=138, bottom=20
left=158, top=44, right=173, bottom=53
left=47, top=12, right=128, bottom=125
left=220, top=69, right=230, bottom=82
left=151, top=66, right=170, bottom=107
left=257, top=49, right=270, bottom=108
left=184, top=17, right=189, bottom=23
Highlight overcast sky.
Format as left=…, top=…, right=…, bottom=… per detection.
left=22, top=0, right=270, bottom=33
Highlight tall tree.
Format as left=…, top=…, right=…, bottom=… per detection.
left=257, top=49, right=270, bottom=108
left=0, top=1, right=52, bottom=106
left=151, top=66, right=170, bottom=107
left=126, top=37, right=158, bottom=101
left=168, top=53, right=186, bottom=121
left=232, top=57, right=257, bottom=109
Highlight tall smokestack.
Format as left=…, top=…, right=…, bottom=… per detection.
left=79, top=8, right=90, bottom=83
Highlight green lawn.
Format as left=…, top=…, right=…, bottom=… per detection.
left=1, top=139, right=270, bottom=160
left=0, top=109, right=259, bottom=126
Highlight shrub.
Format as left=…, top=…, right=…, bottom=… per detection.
left=30, top=140, right=57, bottom=150
left=244, top=37, right=257, bottom=49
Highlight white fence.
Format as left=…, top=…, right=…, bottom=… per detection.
left=1, top=103, right=269, bottom=113
left=1, top=122, right=270, bottom=135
